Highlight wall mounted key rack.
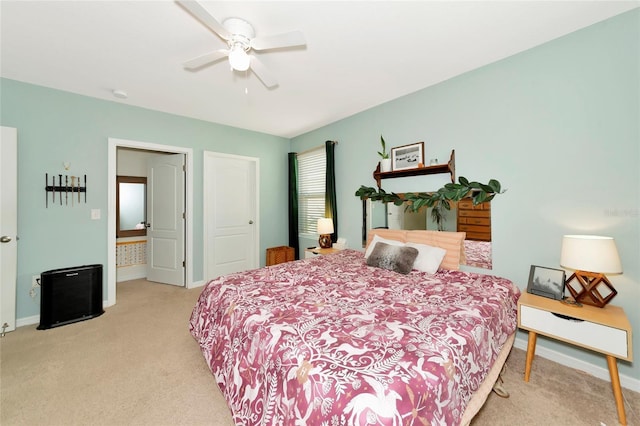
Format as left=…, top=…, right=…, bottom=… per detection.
left=45, top=173, right=87, bottom=207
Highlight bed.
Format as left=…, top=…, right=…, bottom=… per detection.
left=463, top=240, right=493, bottom=270
left=190, top=229, right=520, bottom=425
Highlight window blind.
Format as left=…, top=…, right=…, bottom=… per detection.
left=297, top=147, right=326, bottom=236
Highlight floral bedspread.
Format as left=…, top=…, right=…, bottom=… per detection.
left=463, top=240, right=493, bottom=270
left=190, top=249, right=520, bottom=425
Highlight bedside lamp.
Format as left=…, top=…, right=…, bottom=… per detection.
left=560, top=235, right=622, bottom=308
left=317, top=218, right=334, bottom=249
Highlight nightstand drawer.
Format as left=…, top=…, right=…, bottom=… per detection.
left=520, top=305, right=628, bottom=359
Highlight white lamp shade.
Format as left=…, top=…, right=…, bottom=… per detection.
left=317, top=218, right=334, bottom=235
left=560, top=235, right=622, bottom=274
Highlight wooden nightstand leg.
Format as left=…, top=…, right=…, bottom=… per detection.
left=606, top=355, right=626, bottom=426
left=524, top=331, right=537, bottom=382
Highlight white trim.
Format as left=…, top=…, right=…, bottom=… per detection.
left=1, top=126, right=18, bottom=333
left=514, top=336, right=639, bottom=392
left=16, top=296, right=106, bottom=328
left=16, top=315, right=39, bottom=328
left=116, top=265, right=147, bottom=282
left=191, top=280, right=206, bottom=288
left=107, top=138, right=194, bottom=307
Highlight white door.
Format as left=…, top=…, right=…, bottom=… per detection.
left=146, top=154, right=185, bottom=286
left=387, top=203, right=404, bottom=230
left=204, top=152, right=258, bottom=281
left=1, top=127, right=17, bottom=333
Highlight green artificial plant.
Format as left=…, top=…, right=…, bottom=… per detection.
left=355, top=177, right=504, bottom=230
left=378, top=135, right=389, bottom=159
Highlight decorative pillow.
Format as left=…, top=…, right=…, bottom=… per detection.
left=405, top=242, right=447, bottom=274
left=364, top=234, right=405, bottom=259
left=366, top=242, right=419, bottom=274
left=405, top=230, right=466, bottom=271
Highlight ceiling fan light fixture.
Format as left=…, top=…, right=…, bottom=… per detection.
left=228, top=45, right=250, bottom=71
left=179, top=3, right=305, bottom=88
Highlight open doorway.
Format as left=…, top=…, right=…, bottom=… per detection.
left=107, top=138, right=193, bottom=307
left=115, top=149, right=185, bottom=286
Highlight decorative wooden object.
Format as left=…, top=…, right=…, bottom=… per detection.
left=373, top=149, right=455, bottom=189
left=564, top=270, right=618, bottom=308
left=318, top=235, right=332, bottom=248
left=266, top=246, right=295, bottom=266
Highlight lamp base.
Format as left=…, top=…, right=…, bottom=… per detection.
left=318, top=234, right=332, bottom=249
left=565, top=270, right=617, bottom=308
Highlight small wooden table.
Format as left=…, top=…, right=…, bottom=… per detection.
left=304, top=247, right=342, bottom=259
left=518, top=292, right=633, bottom=425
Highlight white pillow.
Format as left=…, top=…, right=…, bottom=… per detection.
left=364, top=234, right=405, bottom=259
left=405, top=242, right=446, bottom=274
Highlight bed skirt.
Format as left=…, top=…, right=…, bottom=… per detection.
left=460, top=332, right=515, bottom=425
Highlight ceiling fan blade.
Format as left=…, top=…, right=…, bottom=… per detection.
left=250, top=30, right=305, bottom=51
left=176, top=0, right=231, bottom=40
left=183, top=49, right=229, bottom=70
left=250, top=56, right=278, bottom=88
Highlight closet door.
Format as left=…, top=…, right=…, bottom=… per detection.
left=203, top=152, right=259, bottom=282
left=1, top=126, right=17, bottom=333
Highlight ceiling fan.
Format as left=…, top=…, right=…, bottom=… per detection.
left=177, top=0, right=306, bottom=88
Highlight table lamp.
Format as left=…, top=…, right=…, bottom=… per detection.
left=317, top=218, right=334, bottom=249
left=560, top=235, right=622, bottom=307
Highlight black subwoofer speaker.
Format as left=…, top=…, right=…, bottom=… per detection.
left=38, top=264, right=104, bottom=330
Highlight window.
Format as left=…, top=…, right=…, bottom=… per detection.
left=297, top=147, right=326, bottom=237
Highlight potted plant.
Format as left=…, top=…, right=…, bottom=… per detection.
left=378, top=135, right=392, bottom=172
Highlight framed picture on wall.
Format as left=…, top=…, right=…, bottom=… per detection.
left=391, top=142, right=424, bottom=171
left=526, top=265, right=566, bottom=300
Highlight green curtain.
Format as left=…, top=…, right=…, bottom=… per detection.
left=325, top=141, right=338, bottom=243
left=288, top=152, right=300, bottom=259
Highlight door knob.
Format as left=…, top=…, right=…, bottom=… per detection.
left=249, top=220, right=254, bottom=224
left=1, top=236, right=12, bottom=243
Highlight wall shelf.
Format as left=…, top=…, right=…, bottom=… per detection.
left=373, top=149, right=455, bottom=188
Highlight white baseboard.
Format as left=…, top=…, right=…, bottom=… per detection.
left=116, top=265, right=146, bottom=282
left=514, top=336, right=639, bottom=393
left=16, top=299, right=109, bottom=328
left=188, top=279, right=206, bottom=289
left=16, top=315, right=39, bottom=328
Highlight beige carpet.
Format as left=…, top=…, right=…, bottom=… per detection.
left=1, top=279, right=638, bottom=426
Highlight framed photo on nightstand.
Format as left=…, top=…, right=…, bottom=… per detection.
left=527, top=265, right=566, bottom=300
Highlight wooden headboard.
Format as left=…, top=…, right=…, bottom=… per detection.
left=367, top=229, right=466, bottom=270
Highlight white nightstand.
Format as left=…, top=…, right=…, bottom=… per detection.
left=518, top=292, right=633, bottom=425
left=304, top=247, right=342, bottom=259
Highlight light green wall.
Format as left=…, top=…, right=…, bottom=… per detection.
left=292, top=10, right=639, bottom=382
left=0, top=79, right=290, bottom=319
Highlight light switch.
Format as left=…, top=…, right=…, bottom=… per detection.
left=91, top=209, right=101, bottom=220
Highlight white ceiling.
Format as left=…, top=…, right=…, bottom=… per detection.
left=1, top=1, right=637, bottom=138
